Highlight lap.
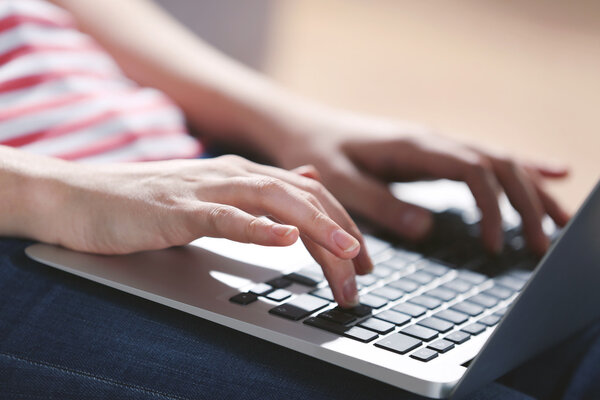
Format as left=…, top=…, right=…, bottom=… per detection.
left=0, top=239, right=594, bottom=399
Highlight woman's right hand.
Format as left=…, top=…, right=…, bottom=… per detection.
left=32, top=154, right=372, bottom=307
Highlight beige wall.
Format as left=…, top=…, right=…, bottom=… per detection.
left=264, top=0, right=599, bottom=212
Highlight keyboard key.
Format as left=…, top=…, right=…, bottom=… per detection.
left=266, top=277, right=292, bottom=289
left=363, top=235, right=391, bottom=256
left=304, top=317, right=347, bottom=335
left=286, top=271, right=321, bottom=287
left=380, top=256, right=411, bottom=271
left=495, top=275, right=526, bottom=291
left=375, top=310, right=411, bottom=326
left=425, top=287, right=456, bottom=302
left=268, top=294, right=328, bottom=320
left=442, top=279, right=473, bottom=294
left=265, top=289, right=292, bottom=302
left=229, top=292, right=258, bottom=305
left=482, top=285, right=514, bottom=300
left=458, top=270, right=487, bottom=285
left=509, top=269, right=532, bottom=282
left=359, top=318, right=395, bottom=334
left=318, top=309, right=356, bottom=325
left=393, top=303, right=427, bottom=318
left=408, top=295, right=442, bottom=310
left=427, top=339, right=455, bottom=353
left=405, top=271, right=435, bottom=285
left=494, top=307, right=508, bottom=317
left=417, top=260, right=451, bottom=277
left=344, top=326, right=379, bottom=343
left=462, top=323, right=487, bottom=336
left=445, top=330, right=471, bottom=344
left=479, top=314, right=501, bottom=326
left=401, top=325, right=439, bottom=341
left=370, top=286, right=403, bottom=301
left=434, top=309, right=469, bottom=325
left=417, top=317, right=453, bottom=333
left=310, top=287, right=334, bottom=302
left=372, top=265, right=394, bottom=279
left=336, top=304, right=373, bottom=318
left=467, top=294, right=498, bottom=308
left=388, top=279, right=419, bottom=293
left=451, top=301, right=484, bottom=317
left=411, top=348, right=439, bottom=362
left=360, top=294, right=388, bottom=309
left=249, top=283, right=274, bottom=296
left=392, top=248, right=422, bottom=263
left=356, top=275, right=378, bottom=288
left=375, top=333, right=422, bottom=355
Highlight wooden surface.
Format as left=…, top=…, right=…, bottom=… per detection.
left=264, top=0, right=599, bottom=212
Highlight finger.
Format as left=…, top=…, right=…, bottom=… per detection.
left=291, top=164, right=322, bottom=182
left=302, top=235, right=359, bottom=307
left=336, top=165, right=433, bottom=242
left=522, top=160, right=570, bottom=179
left=492, top=160, right=549, bottom=254
left=533, top=182, right=571, bottom=227
left=196, top=203, right=299, bottom=246
left=251, top=164, right=373, bottom=275
left=202, top=177, right=361, bottom=260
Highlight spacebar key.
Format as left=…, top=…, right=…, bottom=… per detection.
left=269, top=294, right=329, bottom=321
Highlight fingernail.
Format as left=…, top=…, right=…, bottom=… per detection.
left=272, top=224, right=295, bottom=237
left=401, top=209, right=432, bottom=239
left=342, top=275, right=359, bottom=306
left=333, top=230, right=360, bottom=253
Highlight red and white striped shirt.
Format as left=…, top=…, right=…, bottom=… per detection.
left=0, top=0, right=202, bottom=163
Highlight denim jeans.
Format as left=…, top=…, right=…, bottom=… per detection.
left=1, top=238, right=598, bottom=399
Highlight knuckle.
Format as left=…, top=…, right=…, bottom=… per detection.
left=254, top=176, right=286, bottom=193
left=207, top=205, right=235, bottom=231
left=244, top=218, right=261, bottom=243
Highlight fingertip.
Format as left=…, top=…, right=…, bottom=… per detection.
left=332, top=229, right=361, bottom=258
left=271, top=224, right=299, bottom=245
left=398, top=207, right=434, bottom=241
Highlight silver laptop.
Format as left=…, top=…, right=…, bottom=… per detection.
left=25, top=179, right=600, bottom=398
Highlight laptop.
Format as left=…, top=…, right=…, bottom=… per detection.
left=25, top=179, right=600, bottom=398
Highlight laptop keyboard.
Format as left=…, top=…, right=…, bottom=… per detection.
left=229, top=209, right=550, bottom=362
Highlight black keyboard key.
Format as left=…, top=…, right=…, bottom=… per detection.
left=479, top=314, right=501, bottom=326
left=417, top=260, right=450, bottom=277
left=442, top=279, right=473, bottom=294
left=388, top=279, right=419, bottom=293
left=318, top=309, right=356, bottom=325
left=468, top=294, right=498, bottom=308
left=428, top=339, right=455, bottom=353
left=344, top=326, right=379, bottom=343
left=229, top=292, right=258, bottom=305
left=269, top=294, right=328, bottom=320
left=458, top=270, right=487, bottom=285
left=411, top=348, right=439, bottom=362
left=495, top=275, right=526, bottom=291
left=445, top=330, right=470, bottom=344
left=434, top=309, right=469, bottom=325
left=360, top=294, right=388, bottom=309
left=310, top=287, right=334, bottom=302
left=417, top=317, right=453, bottom=333
left=401, top=325, right=439, bottom=341
left=336, top=304, right=373, bottom=318
left=408, top=295, right=442, bottom=310
left=372, top=265, right=394, bottom=279
left=304, top=317, right=347, bottom=335
left=393, top=303, right=427, bottom=318
left=370, top=286, right=403, bottom=301
left=249, top=283, right=274, bottom=296
left=266, top=277, right=292, bottom=289
left=265, top=289, right=292, bottom=302
left=425, top=287, right=456, bottom=302
left=451, top=301, right=484, bottom=317
left=482, top=285, right=514, bottom=300
left=462, top=323, right=486, bottom=335
left=356, top=275, right=378, bottom=288
left=375, top=333, right=422, bottom=355
left=405, top=271, right=435, bottom=285
left=359, top=318, right=395, bottom=334
left=375, top=310, right=411, bottom=326
left=286, top=271, right=321, bottom=287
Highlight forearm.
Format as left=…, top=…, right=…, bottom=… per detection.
left=0, top=146, right=68, bottom=241
left=49, top=0, right=315, bottom=159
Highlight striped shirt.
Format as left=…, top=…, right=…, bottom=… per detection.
left=0, top=0, right=202, bottom=163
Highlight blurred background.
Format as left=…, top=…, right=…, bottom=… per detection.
left=156, top=0, right=599, bottom=212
